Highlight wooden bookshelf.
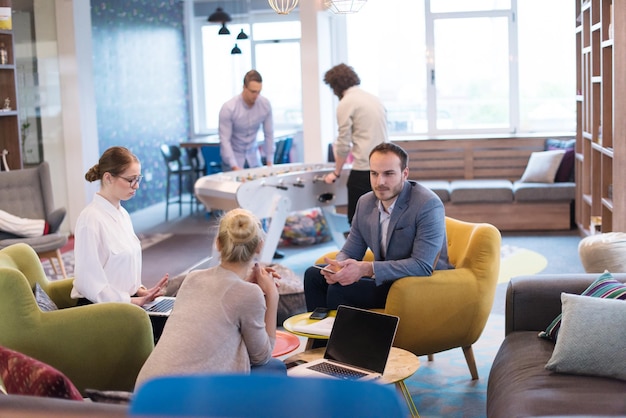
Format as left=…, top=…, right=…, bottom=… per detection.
left=0, top=0, right=21, bottom=171
left=576, top=0, right=625, bottom=233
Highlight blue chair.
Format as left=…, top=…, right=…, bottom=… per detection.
left=274, top=136, right=292, bottom=164
left=130, top=374, right=409, bottom=418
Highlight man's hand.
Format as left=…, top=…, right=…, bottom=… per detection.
left=320, top=257, right=370, bottom=286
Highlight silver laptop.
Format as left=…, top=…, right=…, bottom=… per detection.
left=288, top=305, right=399, bottom=381
left=141, top=296, right=176, bottom=317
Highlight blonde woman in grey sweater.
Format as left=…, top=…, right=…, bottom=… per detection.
left=135, top=208, right=285, bottom=389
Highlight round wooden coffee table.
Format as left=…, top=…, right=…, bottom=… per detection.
left=283, top=347, right=420, bottom=417
left=282, top=311, right=337, bottom=349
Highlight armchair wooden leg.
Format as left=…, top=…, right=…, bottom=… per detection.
left=462, top=345, right=479, bottom=380
left=38, top=249, right=68, bottom=279
left=427, top=354, right=434, bottom=361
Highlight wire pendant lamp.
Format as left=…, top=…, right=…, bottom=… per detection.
left=268, top=0, right=299, bottom=15
left=324, top=0, right=367, bottom=14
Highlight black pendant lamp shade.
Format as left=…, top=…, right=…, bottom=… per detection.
left=231, top=44, right=242, bottom=55
left=218, top=23, right=231, bottom=35
left=207, top=7, right=232, bottom=23
left=237, top=29, right=249, bottom=40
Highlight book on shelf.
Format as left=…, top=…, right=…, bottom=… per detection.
left=0, top=7, right=11, bottom=30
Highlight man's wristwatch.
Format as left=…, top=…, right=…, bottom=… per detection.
left=332, top=171, right=341, bottom=178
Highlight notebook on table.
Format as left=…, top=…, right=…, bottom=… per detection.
left=142, top=296, right=176, bottom=317
left=287, top=305, right=399, bottom=381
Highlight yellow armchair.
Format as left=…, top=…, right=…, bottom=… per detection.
left=315, top=217, right=501, bottom=379
left=0, top=243, right=154, bottom=393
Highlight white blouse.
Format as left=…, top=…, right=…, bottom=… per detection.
left=70, top=194, right=142, bottom=303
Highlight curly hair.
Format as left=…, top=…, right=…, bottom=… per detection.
left=323, top=63, right=361, bottom=99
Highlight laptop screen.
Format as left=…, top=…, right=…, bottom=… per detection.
left=323, top=305, right=399, bottom=374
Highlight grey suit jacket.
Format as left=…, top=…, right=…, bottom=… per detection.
left=339, top=180, right=451, bottom=286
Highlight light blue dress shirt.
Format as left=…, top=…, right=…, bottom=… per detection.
left=218, top=94, right=274, bottom=169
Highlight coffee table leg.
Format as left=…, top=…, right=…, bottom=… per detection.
left=396, top=380, right=420, bottom=418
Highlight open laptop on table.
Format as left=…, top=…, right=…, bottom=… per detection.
left=287, top=305, right=399, bottom=381
left=141, top=296, right=176, bottom=317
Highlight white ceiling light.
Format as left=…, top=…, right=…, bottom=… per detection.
left=324, top=0, right=367, bottom=14
left=268, top=0, right=299, bottom=15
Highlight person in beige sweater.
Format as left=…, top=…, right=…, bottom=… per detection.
left=135, top=208, right=285, bottom=389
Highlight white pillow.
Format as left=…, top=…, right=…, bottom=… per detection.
left=520, top=149, right=565, bottom=183
left=545, top=293, right=626, bottom=380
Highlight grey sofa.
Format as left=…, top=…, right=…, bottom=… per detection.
left=487, top=274, right=626, bottom=417
left=420, top=179, right=575, bottom=231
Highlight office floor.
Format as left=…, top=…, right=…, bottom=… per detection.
left=131, top=198, right=214, bottom=235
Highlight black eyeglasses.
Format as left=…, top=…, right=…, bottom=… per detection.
left=114, top=174, right=143, bottom=187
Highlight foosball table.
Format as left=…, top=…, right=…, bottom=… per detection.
left=194, top=163, right=350, bottom=263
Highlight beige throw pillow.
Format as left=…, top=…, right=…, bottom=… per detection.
left=520, top=149, right=565, bottom=183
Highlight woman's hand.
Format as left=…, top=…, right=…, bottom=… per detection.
left=249, top=263, right=279, bottom=296
left=132, top=274, right=169, bottom=306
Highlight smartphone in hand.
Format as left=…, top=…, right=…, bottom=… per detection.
left=309, top=307, right=331, bottom=320
left=312, top=265, right=336, bottom=274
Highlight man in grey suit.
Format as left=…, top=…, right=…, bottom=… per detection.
left=304, top=142, right=452, bottom=310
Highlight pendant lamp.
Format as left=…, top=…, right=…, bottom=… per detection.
left=208, top=7, right=232, bottom=35
left=324, top=0, right=367, bottom=14
left=207, top=7, right=231, bottom=23
left=268, top=0, right=299, bottom=15
left=237, top=29, right=249, bottom=40
left=218, top=23, right=230, bottom=35
left=231, top=44, right=242, bottom=55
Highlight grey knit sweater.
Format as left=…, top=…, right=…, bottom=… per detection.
left=135, top=265, right=275, bottom=389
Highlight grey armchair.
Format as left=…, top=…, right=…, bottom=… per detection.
left=0, top=162, right=69, bottom=277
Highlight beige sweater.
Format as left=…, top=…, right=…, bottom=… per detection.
left=135, top=265, right=274, bottom=389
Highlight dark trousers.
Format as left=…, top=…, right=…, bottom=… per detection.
left=346, top=170, right=372, bottom=225
left=303, top=266, right=391, bottom=311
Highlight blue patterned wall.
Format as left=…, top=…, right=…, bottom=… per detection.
left=91, top=0, right=189, bottom=213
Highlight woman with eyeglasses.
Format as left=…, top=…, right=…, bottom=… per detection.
left=71, top=146, right=168, bottom=308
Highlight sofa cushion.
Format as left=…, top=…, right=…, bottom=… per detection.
left=545, top=293, right=626, bottom=380
left=0, top=346, right=82, bottom=400
left=417, top=180, right=450, bottom=202
left=513, top=181, right=576, bottom=202
left=449, top=180, right=513, bottom=203
left=520, top=150, right=565, bottom=183
left=545, top=138, right=576, bottom=182
left=539, top=271, right=626, bottom=341
left=34, top=283, right=58, bottom=312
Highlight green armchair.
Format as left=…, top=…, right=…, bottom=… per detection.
left=0, top=243, right=154, bottom=393
left=316, top=216, right=501, bottom=379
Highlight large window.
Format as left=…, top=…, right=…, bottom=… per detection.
left=345, top=0, right=575, bottom=135
left=191, top=1, right=575, bottom=138
left=192, top=12, right=301, bottom=135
